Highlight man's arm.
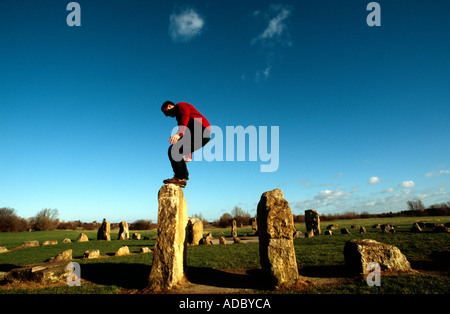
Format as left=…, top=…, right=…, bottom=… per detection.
left=176, top=102, right=191, bottom=137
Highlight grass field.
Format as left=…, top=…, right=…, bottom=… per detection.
left=0, top=216, right=449, bottom=294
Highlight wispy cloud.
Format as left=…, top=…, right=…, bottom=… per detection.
left=243, top=4, right=293, bottom=82
left=169, top=7, right=204, bottom=42
left=251, top=4, right=293, bottom=47
left=425, top=169, right=450, bottom=177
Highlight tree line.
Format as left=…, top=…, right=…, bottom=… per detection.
left=1, top=199, right=449, bottom=232
left=292, top=200, right=450, bottom=223
left=0, top=207, right=156, bottom=232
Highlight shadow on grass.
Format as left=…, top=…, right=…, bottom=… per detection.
left=185, top=267, right=272, bottom=291
left=299, top=265, right=351, bottom=278
left=80, top=263, right=151, bottom=289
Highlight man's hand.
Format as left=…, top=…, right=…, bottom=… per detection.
left=169, top=134, right=181, bottom=144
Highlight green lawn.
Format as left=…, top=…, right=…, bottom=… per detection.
left=0, top=216, right=448, bottom=294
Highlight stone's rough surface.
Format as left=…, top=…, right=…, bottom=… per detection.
left=62, top=238, right=71, bottom=243
left=257, top=189, right=299, bottom=287
left=149, top=184, right=188, bottom=289
left=77, top=233, right=89, bottom=242
left=118, top=221, right=129, bottom=240
left=186, top=217, right=203, bottom=246
left=133, top=233, right=141, bottom=240
left=344, top=239, right=412, bottom=274
left=97, top=218, right=111, bottom=241
left=4, top=261, right=72, bottom=284
left=115, top=246, right=130, bottom=256
left=23, top=241, right=39, bottom=247
left=0, top=246, right=8, bottom=253
left=140, top=247, right=151, bottom=253
left=43, top=240, right=58, bottom=245
left=83, top=249, right=100, bottom=259
left=54, top=249, right=72, bottom=261
left=305, top=209, right=321, bottom=235
left=252, top=217, right=258, bottom=234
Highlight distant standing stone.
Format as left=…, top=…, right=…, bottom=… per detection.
left=97, top=218, right=111, bottom=241
left=257, top=188, right=299, bottom=287
left=186, top=217, right=203, bottom=245
left=305, top=209, right=321, bottom=235
left=251, top=217, right=258, bottom=234
left=118, top=221, right=129, bottom=240
left=231, top=219, right=237, bottom=239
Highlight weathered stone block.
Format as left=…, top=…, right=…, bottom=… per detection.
left=149, top=184, right=188, bottom=289
left=4, top=261, right=72, bottom=284
left=186, top=217, right=203, bottom=245
left=305, top=209, right=321, bottom=235
left=257, top=189, right=299, bottom=287
left=344, top=239, right=412, bottom=274
left=118, top=221, right=129, bottom=240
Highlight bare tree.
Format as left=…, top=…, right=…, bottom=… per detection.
left=33, top=208, right=59, bottom=231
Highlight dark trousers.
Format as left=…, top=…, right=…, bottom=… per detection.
left=168, top=127, right=211, bottom=180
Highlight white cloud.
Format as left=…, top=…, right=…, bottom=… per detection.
left=424, top=169, right=450, bottom=177
left=368, top=176, right=381, bottom=185
left=169, top=8, right=204, bottom=42
left=381, top=187, right=395, bottom=193
left=292, top=189, right=351, bottom=211
left=399, top=180, right=416, bottom=188
left=252, top=4, right=293, bottom=47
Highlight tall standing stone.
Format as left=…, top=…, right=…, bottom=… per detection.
left=231, top=219, right=237, bottom=238
left=257, top=189, right=299, bottom=287
left=97, top=218, right=111, bottom=241
left=305, top=209, right=321, bottom=236
left=149, top=184, right=188, bottom=290
left=118, top=221, right=129, bottom=240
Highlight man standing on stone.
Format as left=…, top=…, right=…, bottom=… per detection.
left=161, top=101, right=211, bottom=188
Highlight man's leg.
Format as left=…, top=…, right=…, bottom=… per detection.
left=168, top=144, right=189, bottom=180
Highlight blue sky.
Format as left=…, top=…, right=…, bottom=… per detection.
left=1, top=0, right=449, bottom=223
